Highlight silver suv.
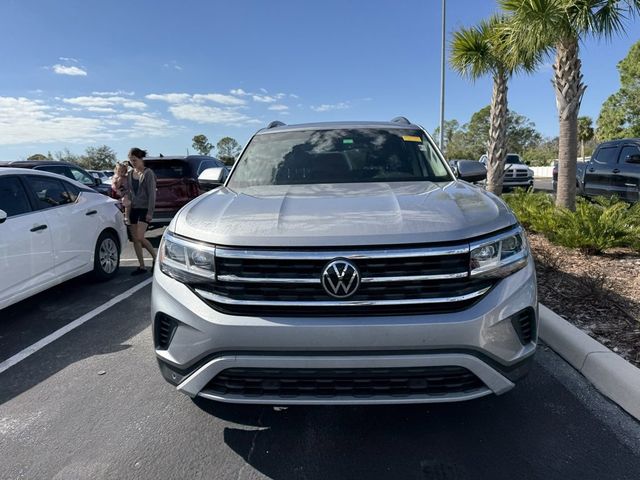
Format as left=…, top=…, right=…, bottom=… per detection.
left=152, top=118, right=537, bottom=405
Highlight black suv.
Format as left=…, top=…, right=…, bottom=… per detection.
left=578, top=139, right=640, bottom=203
left=0, top=161, right=113, bottom=196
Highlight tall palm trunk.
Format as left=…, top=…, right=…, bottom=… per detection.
left=486, top=70, right=508, bottom=195
left=553, top=37, right=586, bottom=210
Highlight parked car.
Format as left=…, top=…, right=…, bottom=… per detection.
left=152, top=118, right=537, bottom=405
left=553, top=139, right=639, bottom=203
left=552, top=161, right=587, bottom=193
left=479, top=153, right=534, bottom=189
left=143, top=155, right=228, bottom=225
left=88, top=170, right=111, bottom=184
left=0, top=168, right=127, bottom=310
left=0, top=161, right=113, bottom=197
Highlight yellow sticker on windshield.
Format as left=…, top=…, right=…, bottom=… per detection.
left=402, top=135, right=421, bottom=142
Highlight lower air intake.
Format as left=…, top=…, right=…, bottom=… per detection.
left=205, top=366, right=485, bottom=398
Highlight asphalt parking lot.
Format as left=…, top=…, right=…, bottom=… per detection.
left=1, top=228, right=640, bottom=480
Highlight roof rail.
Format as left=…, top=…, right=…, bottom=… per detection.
left=267, top=120, right=286, bottom=129
left=390, top=116, right=411, bottom=125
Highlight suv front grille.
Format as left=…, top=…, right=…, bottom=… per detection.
left=191, top=243, right=496, bottom=316
left=205, top=366, right=485, bottom=398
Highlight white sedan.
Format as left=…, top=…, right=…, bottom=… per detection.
left=0, top=168, right=128, bottom=310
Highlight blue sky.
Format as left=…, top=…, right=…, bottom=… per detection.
left=1, top=0, right=638, bottom=160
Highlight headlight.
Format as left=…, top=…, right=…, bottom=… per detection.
left=470, top=228, right=529, bottom=278
left=159, top=231, right=215, bottom=283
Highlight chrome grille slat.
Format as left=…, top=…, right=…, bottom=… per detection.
left=195, top=286, right=491, bottom=307
left=217, top=271, right=469, bottom=284
left=215, top=244, right=469, bottom=260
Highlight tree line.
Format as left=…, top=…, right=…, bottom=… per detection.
left=27, top=135, right=243, bottom=170
left=436, top=106, right=597, bottom=167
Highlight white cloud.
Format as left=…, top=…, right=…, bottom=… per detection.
left=230, top=88, right=249, bottom=96
left=311, top=102, right=350, bottom=112
left=0, top=95, right=175, bottom=145
left=116, top=113, right=171, bottom=137
left=268, top=104, right=289, bottom=111
left=0, top=97, right=105, bottom=144
left=86, top=107, right=117, bottom=113
left=59, top=57, right=79, bottom=63
left=146, top=92, right=247, bottom=106
left=122, top=100, right=147, bottom=109
left=163, top=61, right=183, bottom=71
left=63, top=95, right=146, bottom=110
left=252, top=94, right=276, bottom=103
left=145, top=93, right=191, bottom=103
left=92, top=90, right=135, bottom=96
left=169, top=103, right=257, bottom=126
left=290, top=94, right=300, bottom=99
left=260, top=88, right=268, bottom=94
left=192, top=93, right=247, bottom=106
left=52, top=64, right=87, bottom=76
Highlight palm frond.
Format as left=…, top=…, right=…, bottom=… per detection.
left=450, top=23, right=495, bottom=80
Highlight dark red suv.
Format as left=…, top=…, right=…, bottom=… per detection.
left=144, top=155, right=228, bottom=225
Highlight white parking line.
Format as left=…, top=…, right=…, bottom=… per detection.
left=0, top=278, right=153, bottom=375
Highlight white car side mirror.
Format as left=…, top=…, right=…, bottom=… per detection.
left=0, top=209, right=7, bottom=224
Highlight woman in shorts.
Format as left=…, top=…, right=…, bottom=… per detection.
left=127, top=147, right=157, bottom=275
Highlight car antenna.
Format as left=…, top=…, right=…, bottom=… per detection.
left=267, top=120, right=286, bottom=129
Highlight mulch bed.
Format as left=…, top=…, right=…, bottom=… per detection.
left=529, top=233, right=640, bottom=368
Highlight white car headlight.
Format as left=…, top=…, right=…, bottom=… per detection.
left=159, top=231, right=216, bottom=283
left=470, top=228, right=529, bottom=278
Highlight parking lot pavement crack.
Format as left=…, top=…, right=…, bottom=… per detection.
left=235, top=409, right=266, bottom=480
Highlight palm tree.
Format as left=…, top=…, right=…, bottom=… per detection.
left=578, top=116, right=594, bottom=160
left=450, top=16, right=538, bottom=195
left=500, top=0, right=640, bottom=210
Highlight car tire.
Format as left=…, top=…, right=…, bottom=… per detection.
left=93, top=231, right=120, bottom=281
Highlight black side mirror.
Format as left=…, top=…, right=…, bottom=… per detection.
left=456, top=160, right=487, bottom=183
left=625, top=154, right=640, bottom=164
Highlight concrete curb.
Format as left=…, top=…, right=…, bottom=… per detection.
left=539, top=303, right=640, bottom=421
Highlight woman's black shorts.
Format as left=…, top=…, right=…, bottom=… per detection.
left=129, top=208, right=148, bottom=225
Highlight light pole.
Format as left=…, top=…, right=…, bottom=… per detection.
left=439, top=0, right=446, bottom=152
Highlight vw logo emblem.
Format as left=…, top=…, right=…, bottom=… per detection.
left=321, top=259, right=360, bottom=298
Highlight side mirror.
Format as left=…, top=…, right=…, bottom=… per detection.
left=625, top=154, right=640, bottom=164
left=0, top=209, right=7, bottom=224
left=456, top=160, right=487, bottom=183
left=198, top=167, right=226, bottom=191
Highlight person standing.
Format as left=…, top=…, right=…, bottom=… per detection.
left=127, top=148, right=157, bottom=275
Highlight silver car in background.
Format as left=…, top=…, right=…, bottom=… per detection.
left=152, top=118, right=537, bottom=405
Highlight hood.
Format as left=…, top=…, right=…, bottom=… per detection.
left=173, top=181, right=517, bottom=247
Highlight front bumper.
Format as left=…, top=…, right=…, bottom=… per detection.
left=151, top=259, right=538, bottom=404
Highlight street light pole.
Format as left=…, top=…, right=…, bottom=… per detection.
left=439, top=0, right=446, bottom=152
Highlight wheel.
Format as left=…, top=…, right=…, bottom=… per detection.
left=93, top=231, right=120, bottom=280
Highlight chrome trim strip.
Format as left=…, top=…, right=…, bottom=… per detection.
left=217, top=275, right=319, bottom=284
left=194, top=286, right=491, bottom=307
left=215, top=244, right=469, bottom=260
left=361, top=272, right=468, bottom=282
left=216, top=271, right=469, bottom=284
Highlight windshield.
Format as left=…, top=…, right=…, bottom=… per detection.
left=227, top=128, right=452, bottom=188
left=506, top=154, right=521, bottom=164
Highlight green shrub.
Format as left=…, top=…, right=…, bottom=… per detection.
left=504, top=190, right=640, bottom=254
left=503, top=189, right=556, bottom=234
